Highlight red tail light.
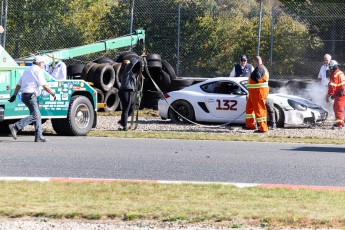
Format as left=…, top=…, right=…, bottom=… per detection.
left=163, top=93, right=170, bottom=99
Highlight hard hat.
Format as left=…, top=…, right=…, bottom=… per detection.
left=329, top=60, right=338, bottom=72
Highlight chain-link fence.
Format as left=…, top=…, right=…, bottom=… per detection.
left=1, top=0, right=344, bottom=80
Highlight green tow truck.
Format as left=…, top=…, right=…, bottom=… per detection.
left=0, top=30, right=145, bottom=135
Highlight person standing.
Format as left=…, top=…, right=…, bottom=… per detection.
left=50, top=60, right=67, bottom=80
left=118, top=56, right=142, bottom=131
left=326, top=60, right=345, bottom=129
left=229, top=55, right=254, bottom=77
left=244, top=56, right=269, bottom=133
left=8, top=56, right=56, bottom=142
left=318, top=54, right=331, bottom=86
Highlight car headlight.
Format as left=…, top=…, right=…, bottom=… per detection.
left=288, top=99, right=307, bottom=111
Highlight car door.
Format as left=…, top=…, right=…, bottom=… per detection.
left=202, top=81, right=247, bottom=122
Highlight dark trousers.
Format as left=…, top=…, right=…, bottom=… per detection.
left=119, top=89, right=135, bottom=128
left=14, top=93, right=43, bottom=138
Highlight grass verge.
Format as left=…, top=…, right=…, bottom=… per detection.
left=1, top=181, right=345, bottom=228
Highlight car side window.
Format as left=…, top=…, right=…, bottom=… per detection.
left=200, top=82, right=218, bottom=93
left=201, top=82, right=245, bottom=95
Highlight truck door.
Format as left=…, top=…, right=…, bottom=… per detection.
left=0, top=71, right=11, bottom=100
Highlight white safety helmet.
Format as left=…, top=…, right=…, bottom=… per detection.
left=328, top=60, right=338, bottom=72
left=33, top=55, right=46, bottom=64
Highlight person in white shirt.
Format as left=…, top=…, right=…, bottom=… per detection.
left=318, top=54, right=331, bottom=86
left=8, top=56, right=56, bottom=142
left=50, top=61, right=67, bottom=80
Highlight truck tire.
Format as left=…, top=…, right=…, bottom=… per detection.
left=53, top=95, right=95, bottom=136
left=116, top=51, right=138, bottom=63
left=104, top=87, right=120, bottom=112
left=94, top=64, right=116, bottom=92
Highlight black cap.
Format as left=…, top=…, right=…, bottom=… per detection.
left=240, top=55, right=247, bottom=61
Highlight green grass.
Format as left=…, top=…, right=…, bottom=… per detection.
left=0, top=181, right=345, bottom=228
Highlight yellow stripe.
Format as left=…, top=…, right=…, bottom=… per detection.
left=256, top=117, right=267, bottom=122
left=247, top=82, right=269, bottom=89
left=335, top=119, right=343, bottom=123
left=245, top=114, right=255, bottom=119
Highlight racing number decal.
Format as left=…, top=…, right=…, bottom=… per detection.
left=216, top=99, right=237, bottom=110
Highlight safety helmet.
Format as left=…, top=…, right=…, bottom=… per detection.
left=328, top=60, right=338, bottom=72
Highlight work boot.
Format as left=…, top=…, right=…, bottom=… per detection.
left=9, top=124, right=17, bottom=140
left=35, top=136, right=49, bottom=142
left=332, top=124, right=342, bottom=130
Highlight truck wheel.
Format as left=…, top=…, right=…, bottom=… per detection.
left=54, top=95, right=95, bottom=136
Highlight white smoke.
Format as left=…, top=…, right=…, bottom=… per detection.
left=276, top=82, right=334, bottom=119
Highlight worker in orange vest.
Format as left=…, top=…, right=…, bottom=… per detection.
left=326, top=60, right=345, bottom=129
left=244, top=56, right=269, bottom=133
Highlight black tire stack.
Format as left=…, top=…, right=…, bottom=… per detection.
left=68, top=52, right=196, bottom=111
left=80, top=58, right=120, bottom=112
left=142, top=53, right=195, bottom=110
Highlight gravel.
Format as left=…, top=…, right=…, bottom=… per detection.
left=91, top=115, right=343, bottom=139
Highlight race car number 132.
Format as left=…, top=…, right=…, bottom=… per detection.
left=216, top=99, right=237, bottom=110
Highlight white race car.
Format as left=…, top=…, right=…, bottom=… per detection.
left=158, top=77, right=328, bottom=127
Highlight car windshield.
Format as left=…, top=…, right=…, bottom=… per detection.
left=290, top=98, right=320, bottom=109
left=240, top=80, right=248, bottom=89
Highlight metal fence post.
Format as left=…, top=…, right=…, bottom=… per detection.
left=256, top=0, right=263, bottom=56
left=3, top=0, right=7, bottom=48
left=129, top=0, right=134, bottom=34
left=269, top=6, right=275, bottom=75
left=176, top=2, right=181, bottom=76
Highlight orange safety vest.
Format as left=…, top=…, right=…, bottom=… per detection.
left=328, top=69, right=345, bottom=97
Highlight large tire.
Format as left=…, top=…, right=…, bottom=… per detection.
left=67, top=64, right=85, bottom=77
left=170, top=78, right=194, bottom=91
left=143, top=90, right=163, bottom=110
left=146, top=53, right=162, bottom=70
left=81, top=62, right=97, bottom=81
left=92, top=87, right=105, bottom=103
left=104, top=87, right=120, bottom=112
left=87, top=64, right=101, bottom=83
left=274, top=106, right=285, bottom=128
left=94, top=64, right=116, bottom=92
left=93, top=57, right=114, bottom=64
left=162, top=59, right=177, bottom=80
left=158, top=70, right=171, bottom=92
left=112, top=62, right=122, bottom=89
left=53, top=95, right=95, bottom=136
left=168, top=100, right=195, bottom=124
left=116, top=51, right=138, bottom=63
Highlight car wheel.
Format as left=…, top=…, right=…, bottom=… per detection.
left=274, top=106, right=284, bottom=128
left=168, top=100, right=195, bottom=124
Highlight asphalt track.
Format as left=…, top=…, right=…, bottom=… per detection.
left=1, top=136, right=345, bottom=190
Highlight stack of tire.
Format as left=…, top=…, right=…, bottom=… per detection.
left=66, top=51, right=197, bottom=111
left=142, top=53, right=195, bottom=110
